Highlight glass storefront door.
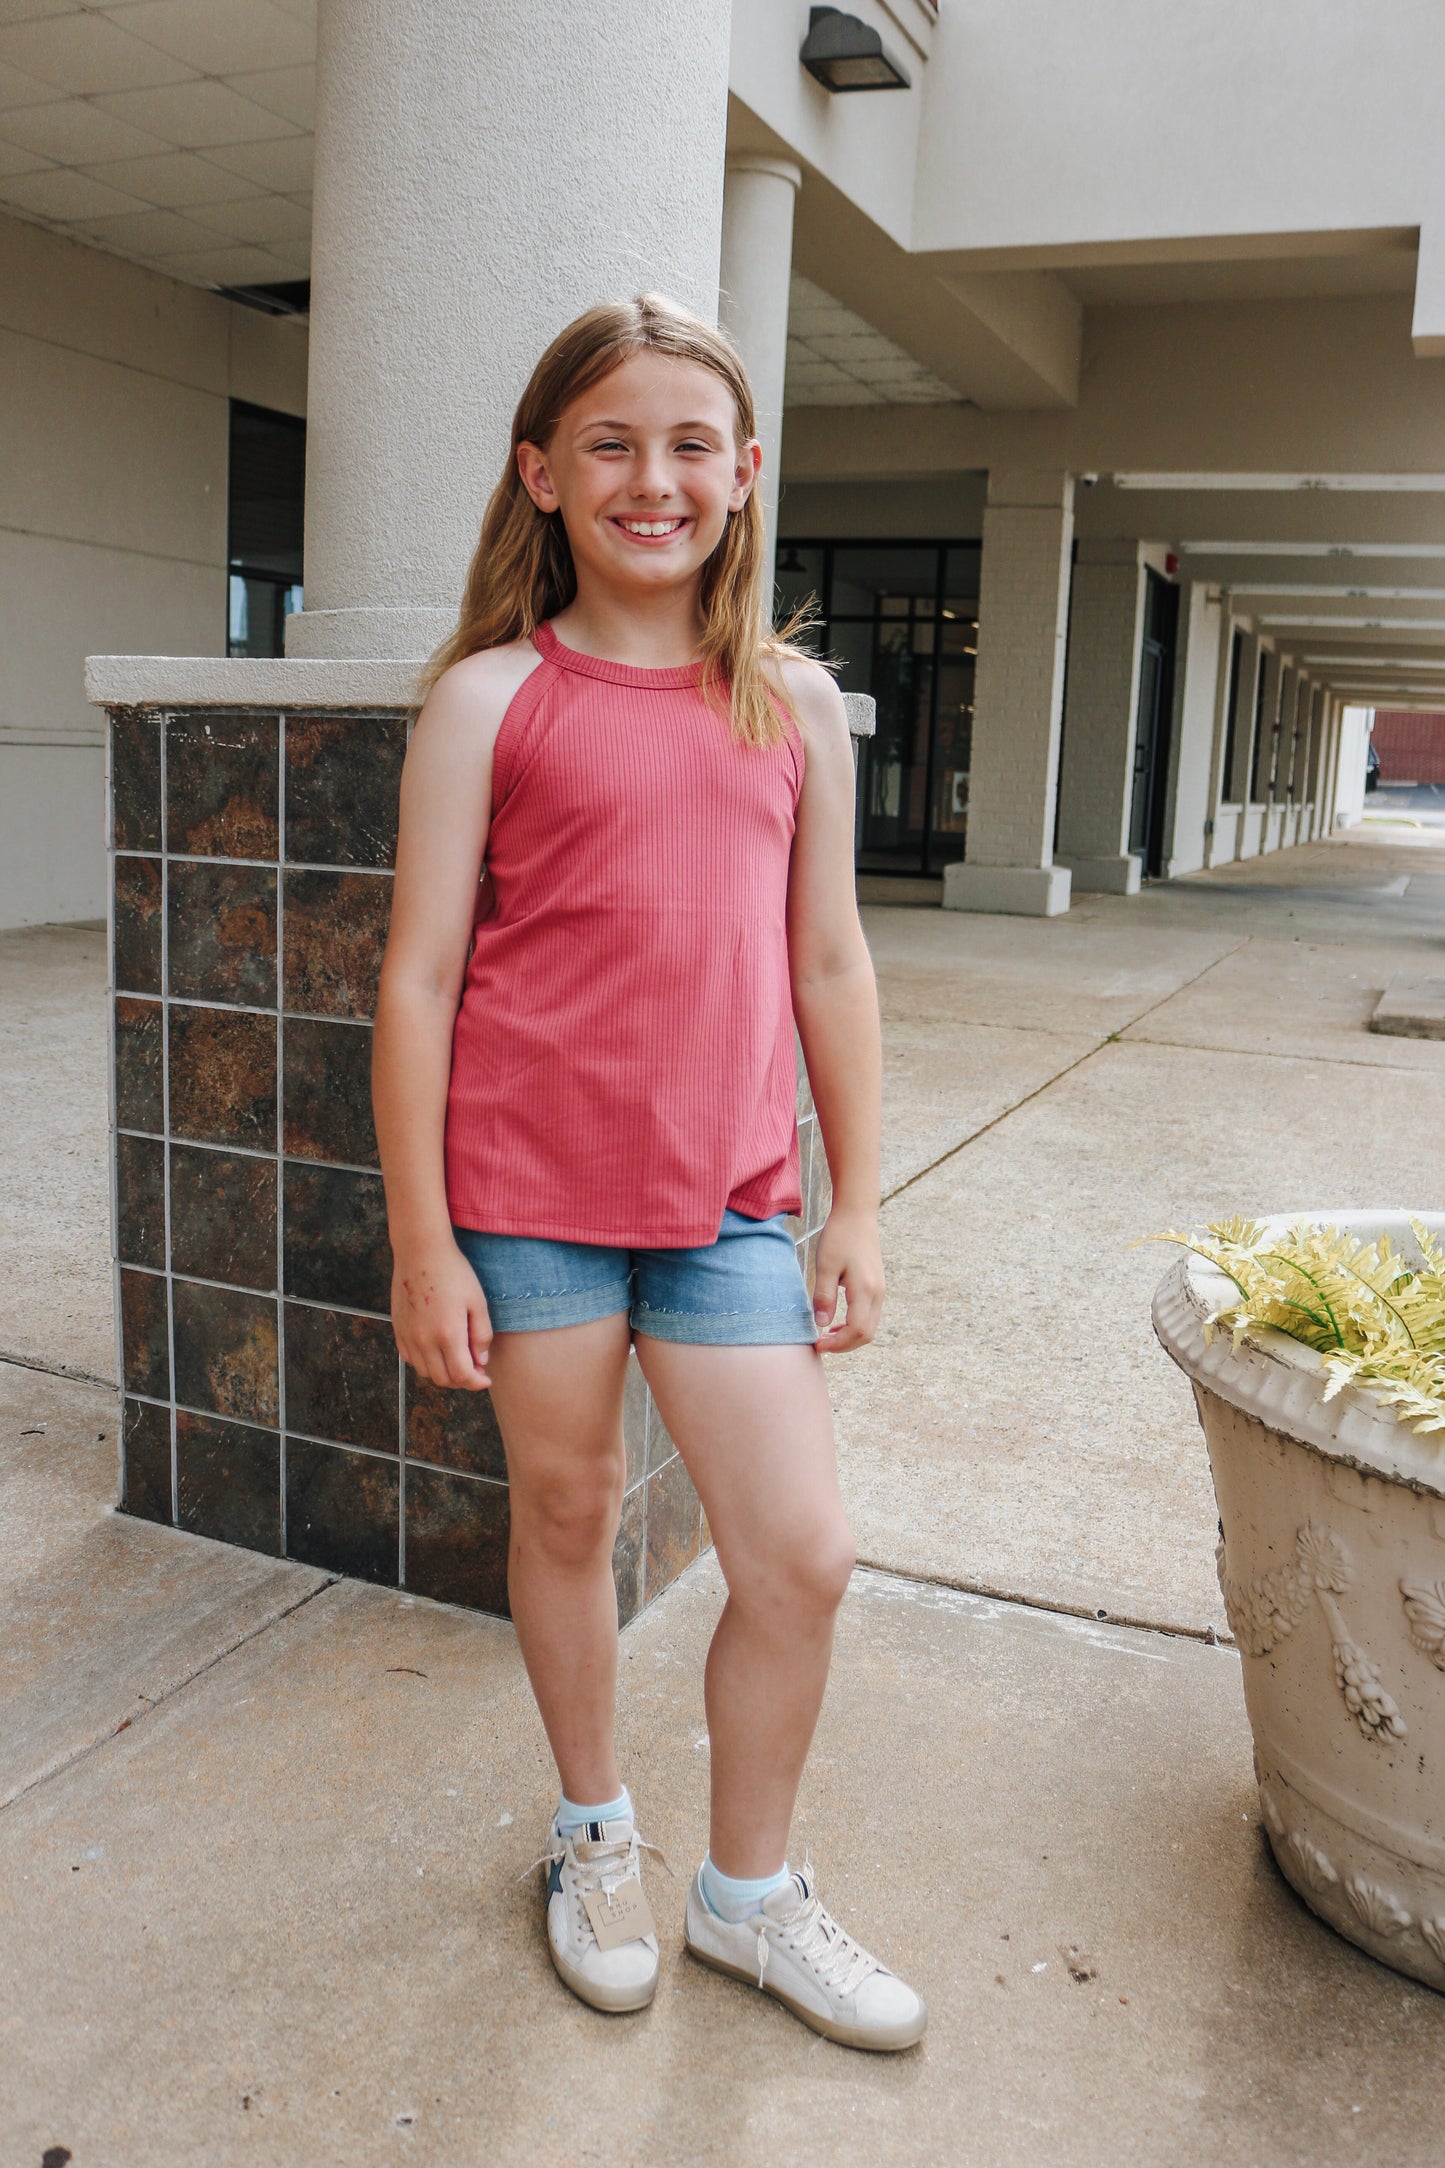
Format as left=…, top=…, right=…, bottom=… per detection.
left=774, top=540, right=980, bottom=875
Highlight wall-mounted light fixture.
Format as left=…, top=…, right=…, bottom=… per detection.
left=799, top=7, right=910, bottom=91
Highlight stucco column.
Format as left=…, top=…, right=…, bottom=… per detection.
left=943, top=470, right=1074, bottom=916
left=719, top=154, right=802, bottom=603
left=1054, top=540, right=1147, bottom=894
left=288, top=0, right=730, bottom=661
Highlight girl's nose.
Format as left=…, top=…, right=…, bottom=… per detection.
left=631, top=454, right=674, bottom=499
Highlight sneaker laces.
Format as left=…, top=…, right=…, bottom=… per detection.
left=522, top=1827, right=670, bottom=1949
left=765, top=1869, right=881, bottom=1998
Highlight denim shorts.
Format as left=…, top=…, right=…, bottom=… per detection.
left=452, top=1209, right=817, bottom=1345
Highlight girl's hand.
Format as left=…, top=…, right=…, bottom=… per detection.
left=391, top=1241, right=493, bottom=1391
left=811, top=1207, right=885, bottom=1354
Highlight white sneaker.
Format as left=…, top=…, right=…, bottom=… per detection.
left=538, top=1816, right=660, bottom=2014
left=684, top=1863, right=927, bottom=2052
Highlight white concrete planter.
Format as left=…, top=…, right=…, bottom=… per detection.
left=1154, top=1212, right=1445, bottom=1991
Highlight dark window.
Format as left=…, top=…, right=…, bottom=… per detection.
left=227, top=399, right=305, bottom=658
left=1221, top=629, right=1242, bottom=802
left=775, top=539, right=979, bottom=875
left=1127, top=569, right=1179, bottom=878
left=1250, top=652, right=1271, bottom=803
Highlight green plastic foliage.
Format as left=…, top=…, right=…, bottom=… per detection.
left=1150, top=1219, right=1445, bottom=1436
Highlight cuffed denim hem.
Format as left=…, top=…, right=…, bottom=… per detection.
left=482, top=1284, right=632, bottom=1333
left=630, top=1303, right=818, bottom=1347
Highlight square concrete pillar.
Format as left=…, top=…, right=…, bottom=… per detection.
left=1252, top=647, right=1283, bottom=805
left=943, top=471, right=1074, bottom=917
left=1224, top=629, right=1259, bottom=810
left=1054, top=540, right=1146, bottom=895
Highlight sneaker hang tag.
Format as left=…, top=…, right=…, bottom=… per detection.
left=583, top=1877, right=655, bottom=1951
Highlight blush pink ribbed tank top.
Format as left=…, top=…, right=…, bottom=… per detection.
left=444, top=620, right=805, bottom=1246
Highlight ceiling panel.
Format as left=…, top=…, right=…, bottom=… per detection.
left=3, top=160, right=142, bottom=216
left=90, top=76, right=303, bottom=147
left=117, top=0, right=313, bottom=77
left=0, top=10, right=196, bottom=93
left=76, top=146, right=266, bottom=206
left=223, top=61, right=312, bottom=129
left=1, top=92, right=170, bottom=159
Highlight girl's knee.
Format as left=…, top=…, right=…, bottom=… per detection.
left=736, top=1519, right=855, bottom=1625
left=512, top=1465, right=624, bottom=1567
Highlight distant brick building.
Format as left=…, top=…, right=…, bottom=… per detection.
left=1372, top=711, right=1445, bottom=785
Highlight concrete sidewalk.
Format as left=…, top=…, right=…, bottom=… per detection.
left=6, top=1364, right=1445, bottom=2168
left=4, top=820, right=1445, bottom=2163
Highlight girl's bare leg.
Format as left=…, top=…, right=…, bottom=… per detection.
left=486, top=1312, right=634, bottom=1804
left=632, top=1338, right=853, bottom=1878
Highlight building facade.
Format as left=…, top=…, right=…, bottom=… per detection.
left=5, top=0, right=1445, bottom=927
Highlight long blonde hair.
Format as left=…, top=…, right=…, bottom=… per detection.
left=419, top=295, right=809, bottom=748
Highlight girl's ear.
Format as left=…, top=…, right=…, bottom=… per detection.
left=729, top=438, right=762, bottom=513
left=516, top=440, right=560, bottom=513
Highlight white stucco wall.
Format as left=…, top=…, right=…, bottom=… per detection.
left=1332, top=707, right=1374, bottom=829
left=0, top=216, right=306, bottom=928
left=912, top=2, right=1442, bottom=255
left=1163, top=584, right=1224, bottom=878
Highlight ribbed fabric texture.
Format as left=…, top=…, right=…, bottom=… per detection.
left=445, top=620, right=805, bottom=1247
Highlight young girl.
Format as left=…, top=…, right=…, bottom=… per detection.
left=373, top=295, right=926, bottom=2053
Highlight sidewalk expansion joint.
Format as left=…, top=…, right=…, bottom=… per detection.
left=0, top=1573, right=339, bottom=1817
left=851, top=1554, right=1236, bottom=1650
left=1, top=1349, right=118, bottom=1391
left=880, top=935, right=1252, bottom=1209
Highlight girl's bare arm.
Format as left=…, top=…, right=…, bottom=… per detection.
left=372, top=644, right=538, bottom=1389
left=783, top=659, right=885, bottom=1353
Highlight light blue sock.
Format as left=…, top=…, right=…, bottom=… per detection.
left=699, top=1852, right=793, bottom=1923
left=556, top=1785, right=632, bottom=1837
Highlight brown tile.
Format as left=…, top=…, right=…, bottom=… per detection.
left=165, top=710, right=278, bottom=859
left=113, top=855, right=162, bottom=995
left=120, top=1268, right=169, bottom=1400
left=285, top=714, right=405, bottom=869
left=176, top=1410, right=280, bottom=1556
left=807, top=1128, right=833, bottom=1231
left=623, top=1350, right=649, bottom=1490
left=173, top=1279, right=278, bottom=1427
left=795, top=1040, right=814, bottom=1120
left=167, top=860, right=276, bottom=1007
left=404, top=1372, right=506, bottom=1481
left=283, top=1017, right=377, bottom=1166
left=283, top=869, right=391, bottom=1020
left=121, top=1396, right=171, bottom=1524
left=168, top=1005, right=276, bottom=1149
left=647, top=1390, right=677, bottom=1473
left=285, top=1437, right=398, bottom=1584
left=115, top=996, right=163, bottom=1133
left=117, top=1133, right=166, bottom=1269
left=644, top=1452, right=700, bottom=1600
left=403, top=1463, right=509, bottom=1615
left=612, top=1482, right=644, bottom=1627
left=111, top=710, right=161, bottom=852
left=286, top=1303, right=398, bottom=1453
left=283, top=1161, right=391, bottom=1314
left=169, top=1145, right=277, bottom=1289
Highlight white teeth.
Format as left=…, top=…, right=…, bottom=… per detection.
left=620, top=519, right=683, bottom=536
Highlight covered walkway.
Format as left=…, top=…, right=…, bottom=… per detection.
left=4, top=819, right=1445, bottom=2162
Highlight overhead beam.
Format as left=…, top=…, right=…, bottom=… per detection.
left=791, top=173, right=1081, bottom=409
left=781, top=297, right=1445, bottom=480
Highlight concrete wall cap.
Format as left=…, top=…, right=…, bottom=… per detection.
left=842, top=690, right=876, bottom=737
left=85, top=656, right=421, bottom=710
left=1152, top=1209, right=1445, bottom=1497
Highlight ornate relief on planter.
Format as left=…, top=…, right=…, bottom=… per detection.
left=1154, top=1211, right=1445, bottom=1993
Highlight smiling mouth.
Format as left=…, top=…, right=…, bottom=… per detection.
left=614, top=517, right=688, bottom=538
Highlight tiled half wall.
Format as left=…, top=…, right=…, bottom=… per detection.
left=106, top=704, right=834, bottom=1623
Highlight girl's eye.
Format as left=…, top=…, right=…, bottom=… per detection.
left=676, top=439, right=713, bottom=454
left=591, top=438, right=629, bottom=453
